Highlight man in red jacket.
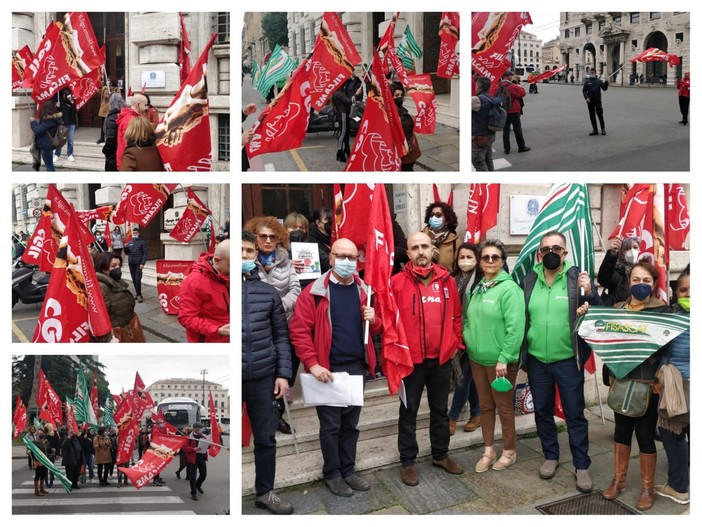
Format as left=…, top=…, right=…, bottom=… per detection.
left=390, top=231, right=464, bottom=486
left=289, top=238, right=382, bottom=498
left=499, top=70, right=531, bottom=154
left=116, top=93, right=147, bottom=170
left=178, top=239, right=230, bottom=342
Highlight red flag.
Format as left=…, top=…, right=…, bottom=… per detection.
left=242, top=403, right=252, bottom=447
left=179, top=13, right=192, bottom=84
left=169, top=188, right=212, bottom=243
left=119, top=435, right=188, bottom=489
left=69, top=64, right=103, bottom=111
left=472, top=12, right=532, bottom=88
left=13, top=396, right=28, bottom=438
left=127, top=87, right=133, bottom=97
left=554, top=386, right=565, bottom=421
left=630, top=48, right=681, bottom=66
left=156, top=260, right=194, bottom=315
left=364, top=185, right=413, bottom=395
left=155, top=33, right=217, bottom=171
left=528, top=64, right=568, bottom=84
left=37, top=369, right=63, bottom=428
left=90, top=370, right=99, bottom=423
left=465, top=184, right=500, bottom=244
left=432, top=184, right=454, bottom=208
left=583, top=352, right=597, bottom=375
left=75, top=205, right=113, bottom=224
left=151, top=408, right=179, bottom=437
left=104, top=222, right=111, bottom=248
left=665, top=184, right=690, bottom=250
left=346, top=51, right=405, bottom=171
left=246, top=57, right=312, bottom=159
left=115, top=397, right=138, bottom=464
left=208, top=392, right=221, bottom=457
left=112, top=184, right=178, bottom=227
left=407, top=74, right=437, bottom=134
left=640, top=184, right=668, bottom=302
left=134, top=372, right=155, bottom=413
left=333, top=184, right=375, bottom=267
left=378, top=13, right=410, bottom=87
left=608, top=184, right=651, bottom=240
left=207, top=218, right=217, bottom=254
left=308, top=12, right=361, bottom=110
left=33, top=207, right=112, bottom=342
left=66, top=403, right=80, bottom=434
left=437, top=12, right=460, bottom=78
left=12, top=45, right=33, bottom=90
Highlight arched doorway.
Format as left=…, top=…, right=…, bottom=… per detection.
left=583, top=43, right=597, bottom=74
left=609, top=43, right=621, bottom=83
left=645, top=32, right=669, bottom=80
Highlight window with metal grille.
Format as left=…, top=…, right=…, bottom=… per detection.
left=650, top=12, right=661, bottom=20
left=20, top=185, right=28, bottom=219
left=218, top=114, right=230, bottom=162
left=630, top=13, right=640, bottom=24
left=216, top=12, right=230, bottom=43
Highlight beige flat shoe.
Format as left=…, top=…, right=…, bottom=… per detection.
left=475, top=451, right=497, bottom=473
left=492, top=451, right=517, bottom=471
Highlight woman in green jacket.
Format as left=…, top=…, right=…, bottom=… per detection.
left=464, top=240, right=525, bottom=473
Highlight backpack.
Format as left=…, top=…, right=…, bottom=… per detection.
left=48, top=124, right=69, bottom=149
left=496, top=81, right=513, bottom=111
left=478, top=94, right=507, bottom=132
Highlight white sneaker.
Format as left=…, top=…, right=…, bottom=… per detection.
left=68, top=155, right=75, bottom=162
left=52, top=155, right=59, bottom=163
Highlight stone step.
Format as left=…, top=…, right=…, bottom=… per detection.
left=13, top=141, right=106, bottom=171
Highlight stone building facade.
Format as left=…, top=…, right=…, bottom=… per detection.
left=146, top=378, right=230, bottom=416
left=515, top=30, right=542, bottom=73
left=542, top=38, right=561, bottom=70
left=559, top=11, right=689, bottom=84
left=11, top=12, right=231, bottom=169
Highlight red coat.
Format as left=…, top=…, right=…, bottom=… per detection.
left=499, top=79, right=527, bottom=114
left=115, top=107, right=141, bottom=170
left=182, top=434, right=209, bottom=464
left=390, top=263, right=463, bottom=365
left=289, top=271, right=382, bottom=374
left=677, top=77, right=690, bottom=97
left=178, top=253, right=230, bottom=342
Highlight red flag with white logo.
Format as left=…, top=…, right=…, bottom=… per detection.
left=70, top=61, right=103, bottom=111
left=246, top=57, right=312, bottom=159
left=608, top=184, right=651, bottom=240
left=169, top=188, right=212, bottom=243
left=345, top=51, right=405, bottom=171
left=378, top=13, right=410, bottom=87
left=133, top=372, right=155, bottom=416
left=528, top=64, right=568, bottom=84
left=406, top=74, right=437, bottom=134
left=13, top=396, right=28, bottom=438
left=115, top=396, right=138, bottom=465
left=179, top=13, right=192, bottom=84
left=155, top=33, right=217, bottom=171
left=12, top=45, right=33, bottom=90
left=364, top=185, right=413, bottom=395
left=156, top=260, right=194, bottom=315
left=66, top=403, right=80, bottom=435
left=472, top=12, right=532, bottom=88
left=630, top=48, right=681, bottom=66
left=208, top=391, right=221, bottom=457
left=37, top=369, right=63, bottom=428
left=665, top=184, right=689, bottom=250
left=32, top=208, right=112, bottom=343
left=119, top=434, right=188, bottom=489
left=151, top=408, right=180, bottom=437
left=75, top=204, right=113, bottom=224
left=112, top=184, right=178, bottom=228
left=640, top=184, right=668, bottom=302
left=309, top=12, right=361, bottom=111
left=334, top=184, right=375, bottom=267
left=465, top=184, right=500, bottom=244
left=437, top=12, right=460, bottom=79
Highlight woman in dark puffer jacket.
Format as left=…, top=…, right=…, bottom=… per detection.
left=30, top=101, right=63, bottom=172
left=92, top=251, right=138, bottom=343
left=102, top=93, right=126, bottom=171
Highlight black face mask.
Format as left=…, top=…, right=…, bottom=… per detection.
left=109, top=268, right=122, bottom=281
left=542, top=252, right=562, bottom=271
left=322, top=222, right=332, bottom=236
left=394, top=97, right=404, bottom=107
left=289, top=230, right=306, bottom=243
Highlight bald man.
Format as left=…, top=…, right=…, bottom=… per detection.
left=289, top=238, right=382, bottom=497
left=178, top=238, right=230, bottom=342
left=116, top=93, right=148, bottom=170
left=390, top=232, right=465, bottom=486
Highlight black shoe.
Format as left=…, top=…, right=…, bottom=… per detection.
left=589, top=130, right=599, bottom=136
left=336, top=149, right=347, bottom=162
left=176, top=471, right=181, bottom=479
left=197, top=486, right=204, bottom=494
left=682, top=121, right=688, bottom=125
left=344, top=145, right=350, bottom=157
left=518, top=147, right=531, bottom=153
left=504, top=149, right=510, bottom=154
left=679, top=120, right=685, bottom=124
left=191, top=494, right=198, bottom=501
left=601, top=129, right=607, bottom=136
left=136, top=295, right=143, bottom=303
left=277, top=417, right=292, bottom=434
left=325, top=478, right=354, bottom=497
left=96, top=138, right=105, bottom=144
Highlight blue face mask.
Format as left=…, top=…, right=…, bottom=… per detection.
left=242, top=260, right=256, bottom=273
left=334, top=259, right=357, bottom=279
left=631, top=283, right=653, bottom=301
left=428, top=216, right=444, bottom=230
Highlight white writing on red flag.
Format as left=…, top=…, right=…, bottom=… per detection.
left=169, top=188, right=212, bottom=243
left=37, top=368, right=63, bottom=427
left=246, top=58, right=312, bottom=159
left=465, top=183, right=500, bottom=244
left=472, top=12, right=532, bottom=89
left=208, top=391, right=221, bottom=457
left=66, top=403, right=80, bottom=434
left=70, top=64, right=102, bottom=111
left=75, top=205, right=114, bottom=224
left=640, top=184, right=668, bottom=302
left=115, top=396, right=138, bottom=465
left=608, top=184, right=651, bottom=240
left=12, top=45, right=33, bottom=90
left=334, top=184, right=375, bottom=265
left=119, top=434, right=188, bottom=489
left=665, top=184, right=689, bottom=250
left=309, top=12, right=361, bottom=110
left=156, top=260, right=194, bottom=315
left=13, top=396, right=28, bottom=438
left=437, top=12, right=460, bottom=79
left=378, top=14, right=410, bottom=87
left=151, top=408, right=180, bottom=437
left=113, top=184, right=178, bottom=227
left=155, top=33, right=217, bottom=171
left=407, top=74, right=437, bottom=134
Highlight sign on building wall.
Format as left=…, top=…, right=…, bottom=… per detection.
left=510, top=194, right=547, bottom=235
left=141, top=71, right=166, bottom=88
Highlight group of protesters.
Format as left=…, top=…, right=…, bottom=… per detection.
left=242, top=198, right=690, bottom=514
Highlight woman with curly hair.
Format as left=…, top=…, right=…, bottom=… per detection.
left=422, top=201, right=460, bottom=271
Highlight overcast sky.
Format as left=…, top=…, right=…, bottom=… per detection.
left=526, top=12, right=561, bottom=43
left=98, top=355, right=230, bottom=394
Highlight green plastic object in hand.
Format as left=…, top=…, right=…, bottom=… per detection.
left=491, top=376, right=513, bottom=392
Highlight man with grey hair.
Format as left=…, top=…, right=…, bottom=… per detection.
left=472, top=76, right=501, bottom=171
left=116, top=92, right=148, bottom=170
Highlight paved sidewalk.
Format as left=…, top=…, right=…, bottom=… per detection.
left=131, top=282, right=187, bottom=343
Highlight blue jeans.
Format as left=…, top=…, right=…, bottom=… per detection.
left=658, top=425, right=690, bottom=493
left=527, top=354, right=590, bottom=469
left=449, top=354, right=480, bottom=420
left=242, top=375, right=277, bottom=496
left=54, top=123, right=76, bottom=157
left=40, top=149, right=55, bottom=171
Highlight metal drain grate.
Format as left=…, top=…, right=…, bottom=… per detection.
left=536, top=492, right=640, bottom=515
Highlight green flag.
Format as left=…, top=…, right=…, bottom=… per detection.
left=511, top=184, right=595, bottom=285
left=257, top=44, right=296, bottom=98
left=102, top=395, right=116, bottom=428
left=23, top=435, right=72, bottom=494
left=33, top=417, right=42, bottom=430
left=74, top=368, right=97, bottom=428
left=576, top=307, right=690, bottom=379
left=251, top=59, right=260, bottom=88
left=398, top=25, right=423, bottom=70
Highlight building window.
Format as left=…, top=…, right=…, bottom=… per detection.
left=676, top=33, right=684, bottom=42
left=565, top=29, right=570, bottom=38
left=565, top=13, right=570, bottom=22
left=630, top=13, right=640, bottom=24
left=650, top=12, right=661, bottom=20
left=613, top=16, right=622, bottom=25
left=632, top=39, right=638, bottom=49
left=292, top=32, right=297, bottom=56
left=218, top=114, right=230, bottom=162
left=216, top=12, right=230, bottom=43
left=309, top=19, right=315, bottom=46
left=586, top=23, right=592, bottom=34
left=300, top=28, right=306, bottom=55
left=574, top=27, right=580, bottom=37
left=599, top=20, right=605, bottom=31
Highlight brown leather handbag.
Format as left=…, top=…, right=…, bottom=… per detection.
left=113, top=313, right=146, bottom=343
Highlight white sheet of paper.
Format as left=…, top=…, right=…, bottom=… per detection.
left=290, top=242, right=322, bottom=280
left=300, top=372, right=365, bottom=407
left=397, top=380, right=408, bottom=408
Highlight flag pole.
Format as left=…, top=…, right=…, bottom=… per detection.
left=363, top=285, right=372, bottom=345
left=607, top=64, right=625, bottom=79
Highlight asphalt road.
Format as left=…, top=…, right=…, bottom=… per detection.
left=485, top=82, right=690, bottom=172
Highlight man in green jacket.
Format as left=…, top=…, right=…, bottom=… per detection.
left=520, top=231, right=601, bottom=493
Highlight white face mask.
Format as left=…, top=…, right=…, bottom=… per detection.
left=624, top=249, right=639, bottom=264
left=458, top=259, right=477, bottom=272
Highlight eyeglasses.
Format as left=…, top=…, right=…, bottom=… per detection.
left=539, top=245, right=565, bottom=256
left=480, top=254, right=503, bottom=263
left=431, top=211, right=444, bottom=218
left=331, top=253, right=358, bottom=262
left=257, top=233, right=278, bottom=242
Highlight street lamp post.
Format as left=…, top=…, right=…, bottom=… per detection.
left=200, top=369, right=208, bottom=409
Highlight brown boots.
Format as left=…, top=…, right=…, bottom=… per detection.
left=603, top=443, right=631, bottom=499
left=34, top=480, right=48, bottom=496
left=636, top=453, right=657, bottom=511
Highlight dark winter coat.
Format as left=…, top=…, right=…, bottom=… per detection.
left=120, top=140, right=165, bottom=172
left=307, top=225, right=331, bottom=273
left=125, top=238, right=148, bottom=266
left=103, top=108, right=121, bottom=171
left=61, top=436, right=84, bottom=467
left=30, top=113, right=63, bottom=150
left=97, top=271, right=137, bottom=327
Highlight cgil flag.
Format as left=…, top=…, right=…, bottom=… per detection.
left=332, top=183, right=375, bottom=265
left=665, top=184, right=690, bottom=251
left=37, top=368, right=63, bottom=428
left=437, top=12, right=460, bottom=79
left=630, top=47, right=681, bottom=66
left=119, top=434, right=188, bottom=489
left=169, top=188, right=212, bottom=243
left=528, top=64, right=568, bottom=84
left=577, top=307, right=690, bottom=379
left=609, top=184, right=651, bottom=240
left=208, top=391, right=221, bottom=457
left=511, top=184, right=595, bottom=285
left=23, top=436, right=73, bottom=494
left=397, top=25, right=423, bottom=73
left=178, top=12, right=192, bottom=83
left=13, top=396, right=28, bottom=438
left=155, top=33, right=217, bottom=171
left=155, top=260, right=194, bottom=315
left=257, top=44, right=297, bottom=99
left=640, top=184, right=668, bottom=302
left=12, top=45, right=34, bottom=91
left=406, top=74, right=437, bottom=134
left=465, top=184, right=500, bottom=244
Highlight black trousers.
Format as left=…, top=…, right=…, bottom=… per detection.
left=128, top=262, right=143, bottom=296
left=187, top=455, right=207, bottom=495
left=613, top=393, right=659, bottom=453
left=587, top=99, right=605, bottom=131
left=679, top=96, right=690, bottom=123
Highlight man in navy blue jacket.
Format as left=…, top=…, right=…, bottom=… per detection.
left=124, top=226, right=147, bottom=302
